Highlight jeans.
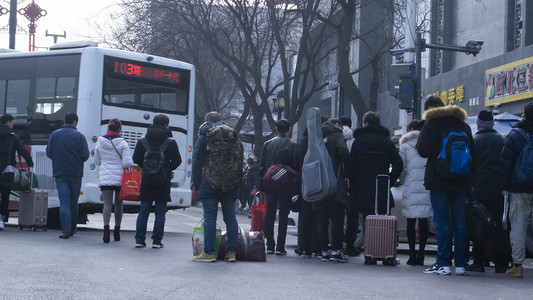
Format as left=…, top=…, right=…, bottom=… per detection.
left=265, top=191, right=291, bottom=251
left=430, top=187, right=467, bottom=267
left=135, top=201, right=167, bottom=244
left=508, top=192, right=533, bottom=265
left=202, top=192, right=238, bottom=255
left=55, top=176, right=82, bottom=234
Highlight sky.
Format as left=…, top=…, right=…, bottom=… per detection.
left=0, top=0, right=120, bottom=51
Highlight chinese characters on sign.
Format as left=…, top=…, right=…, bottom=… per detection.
left=113, top=61, right=181, bottom=84
left=427, top=85, right=465, bottom=105
left=485, top=56, right=533, bottom=106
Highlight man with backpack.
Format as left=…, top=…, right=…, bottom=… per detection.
left=192, top=112, right=242, bottom=262
left=499, top=102, right=533, bottom=278
left=417, top=97, right=474, bottom=276
left=258, top=119, right=298, bottom=255
left=133, top=114, right=181, bottom=249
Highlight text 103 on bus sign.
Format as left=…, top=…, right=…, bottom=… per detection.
left=113, top=60, right=181, bottom=84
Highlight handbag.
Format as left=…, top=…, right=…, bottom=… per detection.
left=1, top=134, right=30, bottom=191
left=466, top=190, right=498, bottom=240
left=192, top=218, right=221, bottom=257
left=250, top=191, right=266, bottom=232
left=262, top=164, right=298, bottom=197
left=218, top=227, right=266, bottom=262
left=119, top=169, right=140, bottom=201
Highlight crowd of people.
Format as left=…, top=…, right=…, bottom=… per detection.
left=1, top=98, right=532, bottom=279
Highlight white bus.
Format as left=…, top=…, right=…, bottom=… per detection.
left=0, top=41, right=195, bottom=225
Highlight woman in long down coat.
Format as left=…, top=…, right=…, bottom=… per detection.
left=399, top=119, right=432, bottom=266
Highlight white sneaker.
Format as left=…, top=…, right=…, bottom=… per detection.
left=455, top=267, right=467, bottom=275
left=423, top=264, right=451, bottom=275
left=0, top=214, right=4, bottom=231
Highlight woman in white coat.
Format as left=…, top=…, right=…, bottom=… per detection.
left=94, top=119, right=133, bottom=243
left=399, top=119, right=432, bottom=266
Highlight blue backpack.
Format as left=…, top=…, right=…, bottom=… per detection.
left=436, top=129, right=471, bottom=179
left=512, top=128, right=533, bottom=187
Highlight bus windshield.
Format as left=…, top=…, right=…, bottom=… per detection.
left=102, top=56, right=190, bottom=115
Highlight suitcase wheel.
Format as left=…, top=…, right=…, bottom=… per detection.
left=383, top=258, right=399, bottom=266
left=364, top=258, right=377, bottom=265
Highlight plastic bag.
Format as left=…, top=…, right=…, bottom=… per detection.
left=192, top=218, right=221, bottom=257
left=119, top=169, right=140, bottom=201
left=250, top=192, right=266, bottom=232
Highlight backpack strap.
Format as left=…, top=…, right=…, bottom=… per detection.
left=513, top=128, right=529, bottom=141
left=159, top=138, right=174, bottom=152
left=140, top=137, right=152, bottom=152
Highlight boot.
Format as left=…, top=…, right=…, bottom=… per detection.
left=417, top=251, right=425, bottom=266
left=406, top=251, right=417, bottom=266
left=103, top=225, right=110, bottom=243
left=114, top=226, right=121, bottom=241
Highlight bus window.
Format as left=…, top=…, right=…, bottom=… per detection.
left=141, top=93, right=159, bottom=108
left=36, top=76, right=76, bottom=114
left=105, top=93, right=135, bottom=105
left=6, top=79, right=30, bottom=122
left=0, top=80, right=5, bottom=114
left=56, top=77, right=76, bottom=100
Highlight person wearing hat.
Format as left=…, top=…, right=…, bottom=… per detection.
left=467, top=110, right=506, bottom=273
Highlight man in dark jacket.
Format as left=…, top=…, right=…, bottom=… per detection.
left=258, top=119, right=298, bottom=255
left=133, top=114, right=181, bottom=249
left=46, top=112, right=89, bottom=239
left=191, top=112, right=241, bottom=262
left=313, top=118, right=352, bottom=262
left=0, top=114, right=34, bottom=230
left=417, top=97, right=474, bottom=276
left=467, top=110, right=506, bottom=273
left=499, top=102, right=533, bottom=278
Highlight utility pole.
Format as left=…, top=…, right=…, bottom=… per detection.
left=9, top=0, right=17, bottom=49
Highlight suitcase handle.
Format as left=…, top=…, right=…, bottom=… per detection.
left=374, top=174, right=390, bottom=215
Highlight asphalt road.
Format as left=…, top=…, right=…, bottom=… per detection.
left=1, top=206, right=532, bottom=300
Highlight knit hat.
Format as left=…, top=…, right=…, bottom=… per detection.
left=476, top=110, right=494, bottom=128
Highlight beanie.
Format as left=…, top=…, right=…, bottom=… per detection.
left=476, top=110, right=494, bottom=128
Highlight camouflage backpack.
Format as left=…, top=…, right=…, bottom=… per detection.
left=205, top=125, right=244, bottom=192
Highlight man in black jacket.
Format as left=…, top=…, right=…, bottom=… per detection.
left=417, top=97, right=474, bottom=276
left=133, top=114, right=181, bottom=249
left=258, top=119, right=298, bottom=255
left=499, top=102, right=533, bottom=278
left=467, top=110, right=506, bottom=273
left=0, top=114, right=34, bottom=230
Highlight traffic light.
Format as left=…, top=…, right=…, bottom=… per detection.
left=399, top=74, right=415, bottom=110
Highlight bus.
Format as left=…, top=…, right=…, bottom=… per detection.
left=0, top=41, right=195, bottom=225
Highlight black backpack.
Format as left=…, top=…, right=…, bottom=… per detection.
left=140, top=137, right=173, bottom=187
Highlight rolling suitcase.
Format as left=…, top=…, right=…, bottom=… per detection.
left=18, top=187, right=48, bottom=231
left=363, top=174, right=398, bottom=266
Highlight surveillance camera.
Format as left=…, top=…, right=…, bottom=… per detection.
left=493, top=103, right=501, bottom=109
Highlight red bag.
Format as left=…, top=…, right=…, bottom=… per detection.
left=262, top=164, right=298, bottom=196
left=119, top=169, right=141, bottom=201
left=250, top=192, right=266, bottom=232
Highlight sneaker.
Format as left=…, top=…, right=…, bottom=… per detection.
left=320, top=250, right=331, bottom=262
left=423, top=264, right=451, bottom=275
left=330, top=250, right=348, bottom=263
left=455, top=267, right=467, bottom=275
left=267, top=249, right=275, bottom=255
left=224, top=252, right=236, bottom=262
left=69, top=229, right=78, bottom=237
left=152, top=243, right=164, bottom=249
left=300, top=250, right=313, bottom=258
left=193, top=251, right=216, bottom=262
left=505, top=264, right=523, bottom=278
left=135, top=242, right=146, bottom=248
left=275, top=249, right=287, bottom=255
left=59, top=234, right=69, bottom=239
left=465, top=263, right=485, bottom=273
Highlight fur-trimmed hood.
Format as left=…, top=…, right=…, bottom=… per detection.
left=399, top=130, right=419, bottom=146
left=423, top=105, right=467, bottom=122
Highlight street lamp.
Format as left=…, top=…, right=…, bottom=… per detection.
left=272, top=91, right=285, bottom=120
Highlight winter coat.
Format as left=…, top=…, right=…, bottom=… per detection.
left=399, top=131, right=432, bottom=219
left=94, top=134, right=133, bottom=188
left=0, top=125, right=34, bottom=173
left=191, top=121, right=242, bottom=199
left=343, top=125, right=354, bottom=153
left=258, top=132, right=298, bottom=191
left=132, top=125, right=181, bottom=202
left=417, top=105, right=474, bottom=190
left=472, top=128, right=504, bottom=199
left=46, top=124, right=89, bottom=177
left=499, top=119, right=533, bottom=193
left=350, top=125, right=403, bottom=214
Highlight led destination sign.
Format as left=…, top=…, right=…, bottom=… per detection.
left=105, top=56, right=189, bottom=86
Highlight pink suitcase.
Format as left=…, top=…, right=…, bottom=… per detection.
left=363, top=174, right=398, bottom=266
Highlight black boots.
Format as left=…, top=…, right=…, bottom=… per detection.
left=416, top=252, right=425, bottom=266
left=103, top=225, right=110, bottom=243
left=114, top=226, right=121, bottom=241
left=407, top=252, right=417, bottom=266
